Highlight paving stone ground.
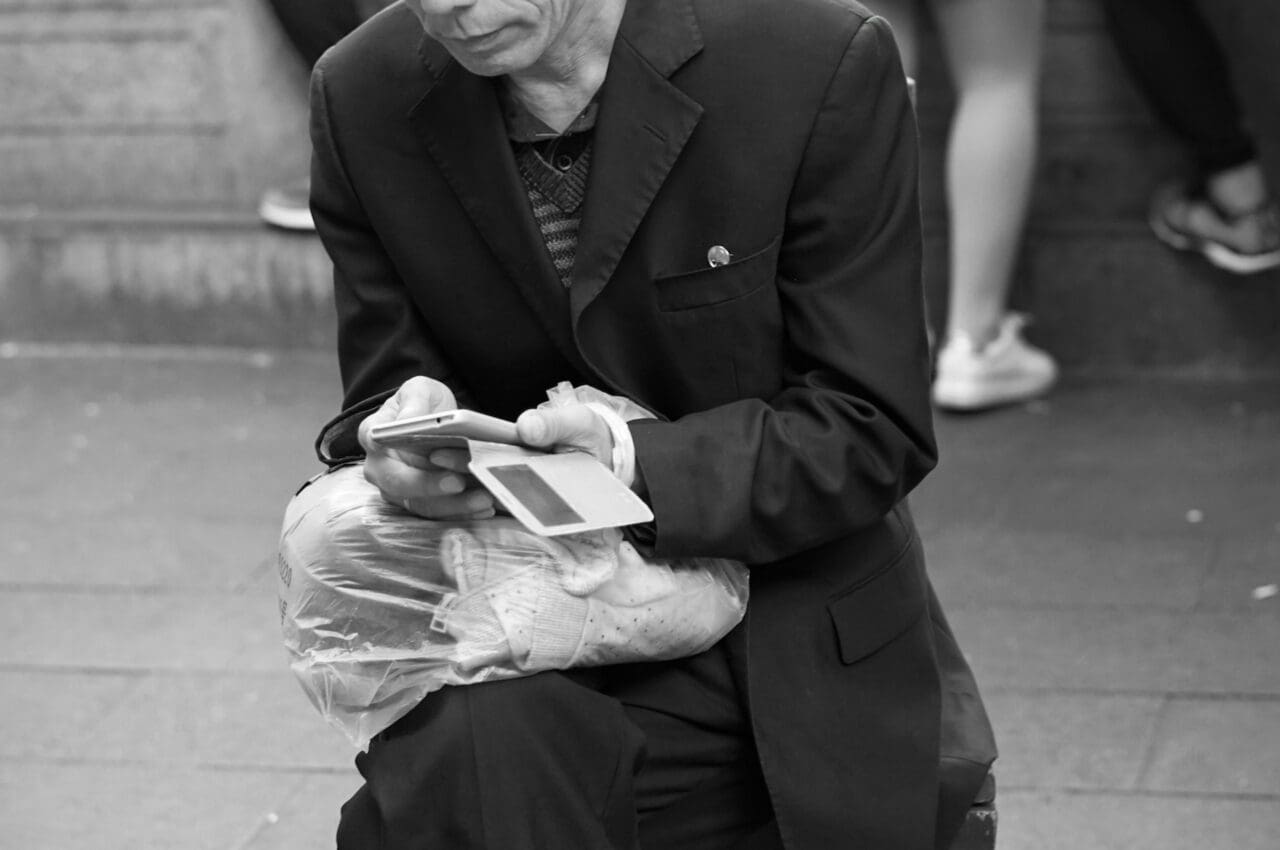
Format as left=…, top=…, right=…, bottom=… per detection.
left=2, top=346, right=1277, bottom=850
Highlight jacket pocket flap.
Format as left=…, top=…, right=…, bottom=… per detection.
left=654, top=235, right=781, bottom=311
left=827, top=544, right=926, bottom=664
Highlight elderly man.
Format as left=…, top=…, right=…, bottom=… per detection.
left=306, top=0, right=995, bottom=847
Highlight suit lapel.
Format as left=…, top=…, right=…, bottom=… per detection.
left=406, top=0, right=705, bottom=357
left=569, top=1, right=705, bottom=322
left=407, top=41, right=587, bottom=374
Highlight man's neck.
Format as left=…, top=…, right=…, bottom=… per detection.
left=505, top=0, right=626, bottom=134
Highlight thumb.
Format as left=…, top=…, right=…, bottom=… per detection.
left=395, top=376, right=457, bottom=419
left=516, top=407, right=593, bottom=450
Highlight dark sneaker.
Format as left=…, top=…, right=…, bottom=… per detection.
left=258, top=179, right=315, bottom=232
left=1148, top=181, right=1280, bottom=275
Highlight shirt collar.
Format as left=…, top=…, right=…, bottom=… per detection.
left=497, top=82, right=599, bottom=143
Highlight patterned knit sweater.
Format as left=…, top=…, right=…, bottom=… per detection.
left=499, top=85, right=597, bottom=289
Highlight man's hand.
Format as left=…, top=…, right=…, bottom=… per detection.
left=516, top=404, right=614, bottom=467
left=359, top=376, right=496, bottom=520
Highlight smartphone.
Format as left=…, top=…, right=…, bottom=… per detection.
left=368, top=409, right=523, bottom=450
left=369, top=409, right=653, bottom=536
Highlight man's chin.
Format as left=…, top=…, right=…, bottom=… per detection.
left=444, top=40, right=536, bottom=78
left=450, top=56, right=514, bottom=77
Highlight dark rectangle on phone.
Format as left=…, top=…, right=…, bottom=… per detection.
left=486, top=463, right=585, bottom=527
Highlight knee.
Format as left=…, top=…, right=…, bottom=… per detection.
left=370, top=673, right=642, bottom=779
left=390, top=671, right=633, bottom=743
left=350, top=675, right=644, bottom=849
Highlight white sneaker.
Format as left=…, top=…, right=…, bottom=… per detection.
left=931, top=314, right=1057, bottom=411
left=258, top=179, right=315, bottom=232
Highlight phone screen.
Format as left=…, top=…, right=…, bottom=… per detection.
left=485, top=463, right=586, bottom=528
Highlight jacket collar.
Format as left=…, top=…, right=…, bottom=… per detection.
left=568, top=6, right=703, bottom=320
left=614, top=0, right=704, bottom=78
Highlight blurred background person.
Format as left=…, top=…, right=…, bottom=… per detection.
left=257, top=0, right=393, bottom=231
left=1102, top=0, right=1280, bottom=275
left=867, top=0, right=1056, bottom=412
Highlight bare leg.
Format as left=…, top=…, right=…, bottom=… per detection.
left=930, top=0, right=1046, bottom=346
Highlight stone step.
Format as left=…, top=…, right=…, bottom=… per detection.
left=0, top=213, right=334, bottom=349
left=0, top=0, right=1276, bottom=374
left=3, top=214, right=1275, bottom=375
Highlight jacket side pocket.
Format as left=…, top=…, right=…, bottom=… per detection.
left=827, top=538, right=926, bottom=664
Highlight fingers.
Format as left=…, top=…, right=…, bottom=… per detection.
left=386, top=445, right=468, bottom=473
left=364, top=451, right=462, bottom=499
left=426, top=448, right=471, bottom=472
left=353, top=376, right=521, bottom=520
left=359, top=376, right=458, bottom=455
left=396, top=375, right=458, bottom=419
left=401, top=493, right=496, bottom=521
left=356, top=378, right=490, bottom=518
left=364, top=455, right=495, bottom=519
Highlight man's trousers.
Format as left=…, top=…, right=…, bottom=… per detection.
left=335, top=634, right=780, bottom=850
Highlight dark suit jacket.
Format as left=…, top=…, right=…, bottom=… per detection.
left=309, top=1, right=997, bottom=847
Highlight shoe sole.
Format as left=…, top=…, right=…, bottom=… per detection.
left=1149, top=207, right=1280, bottom=275
left=932, top=371, right=1056, bottom=412
left=258, top=200, right=317, bottom=232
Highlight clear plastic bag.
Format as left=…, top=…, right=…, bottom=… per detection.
left=277, top=464, right=748, bottom=749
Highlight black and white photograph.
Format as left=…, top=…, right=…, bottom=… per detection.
left=1, top=0, right=1277, bottom=848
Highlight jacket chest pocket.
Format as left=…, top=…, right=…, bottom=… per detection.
left=645, top=236, right=786, bottom=404
left=653, top=235, right=782, bottom=312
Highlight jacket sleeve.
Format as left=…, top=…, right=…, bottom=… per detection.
left=630, top=16, right=936, bottom=565
left=309, top=58, right=474, bottom=463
